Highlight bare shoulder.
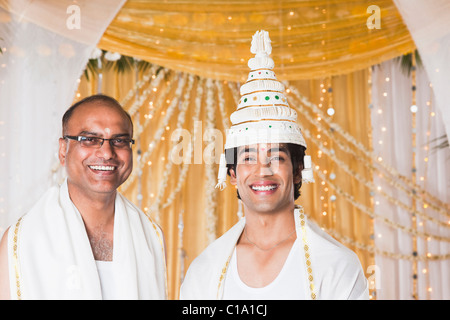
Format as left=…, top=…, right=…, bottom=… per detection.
left=0, top=226, right=11, bottom=300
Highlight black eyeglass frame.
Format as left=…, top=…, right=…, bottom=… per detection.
left=63, top=135, right=135, bottom=149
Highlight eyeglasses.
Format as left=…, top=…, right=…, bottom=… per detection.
left=63, top=135, right=135, bottom=149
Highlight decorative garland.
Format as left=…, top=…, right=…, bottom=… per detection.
left=286, top=83, right=450, bottom=220
left=151, top=74, right=194, bottom=216
left=121, top=71, right=185, bottom=193
left=314, top=168, right=450, bottom=261
left=121, top=65, right=160, bottom=115
left=145, top=73, right=188, bottom=222
left=300, top=124, right=450, bottom=231
left=205, top=78, right=218, bottom=244
left=162, top=76, right=204, bottom=210
left=135, top=70, right=177, bottom=137
left=311, top=157, right=450, bottom=243
left=215, top=80, right=230, bottom=131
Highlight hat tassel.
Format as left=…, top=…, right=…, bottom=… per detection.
left=301, top=155, right=315, bottom=183
left=215, top=153, right=228, bottom=190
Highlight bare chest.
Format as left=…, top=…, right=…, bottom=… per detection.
left=86, top=227, right=113, bottom=261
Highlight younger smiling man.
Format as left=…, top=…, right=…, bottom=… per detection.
left=0, top=94, right=167, bottom=299
left=180, top=31, right=368, bottom=300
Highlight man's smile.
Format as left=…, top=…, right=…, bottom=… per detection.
left=250, top=182, right=279, bottom=193
left=88, top=165, right=116, bottom=171
left=87, top=164, right=119, bottom=175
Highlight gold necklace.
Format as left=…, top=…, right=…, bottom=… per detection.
left=244, top=227, right=296, bottom=251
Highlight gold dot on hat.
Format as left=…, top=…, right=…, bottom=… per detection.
left=241, top=90, right=281, bottom=97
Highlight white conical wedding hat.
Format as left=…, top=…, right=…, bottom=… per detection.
left=216, top=30, right=313, bottom=190
left=225, top=30, right=307, bottom=149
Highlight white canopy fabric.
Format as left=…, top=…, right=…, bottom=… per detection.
left=371, top=59, right=450, bottom=299
left=394, top=0, right=450, bottom=143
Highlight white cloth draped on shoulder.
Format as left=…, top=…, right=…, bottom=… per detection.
left=180, top=207, right=369, bottom=300
left=7, top=179, right=167, bottom=300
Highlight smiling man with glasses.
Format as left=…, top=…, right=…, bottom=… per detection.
left=0, top=94, right=167, bottom=300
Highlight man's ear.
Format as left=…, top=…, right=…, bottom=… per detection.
left=58, top=138, right=67, bottom=166
left=229, top=168, right=237, bottom=186
left=293, top=164, right=303, bottom=184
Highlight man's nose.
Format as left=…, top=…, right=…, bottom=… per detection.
left=95, top=140, right=115, bottom=159
left=256, top=157, right=274, bottom=175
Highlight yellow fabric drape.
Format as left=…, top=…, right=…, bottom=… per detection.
left=98, top=0, right=415, bottom=81
left=76, top=64, right=373, bottom=299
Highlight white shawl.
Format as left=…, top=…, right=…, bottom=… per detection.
left=7, top=179, right=167, bottom=300
left=180, top=207, right=369, bottom=300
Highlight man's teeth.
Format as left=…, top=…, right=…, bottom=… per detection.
left=251, top=185, right=277, bottom=191
left=89, top=165, right=115, bottom=171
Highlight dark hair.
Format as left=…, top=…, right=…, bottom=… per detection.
left=225, top=143, right=306, bottom=200
left=62, top=94, right=133, bottom=135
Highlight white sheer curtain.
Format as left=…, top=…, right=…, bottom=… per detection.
left=374, top=0, right=450, bottom=298
left=394, top=0, right=450, bottom=145
left=0, top=0, right=125, bottom=236
left=371, top=59, right=450, bottom=299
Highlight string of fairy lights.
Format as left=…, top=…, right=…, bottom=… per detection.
left=70, top=53, right=449, bottom=299
left=290, top=61, right=448, bottom=299
left=411, top=54, right=419, bottom=299
left=366, top=67, right=377, bottom=300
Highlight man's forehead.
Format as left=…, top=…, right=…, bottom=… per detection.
left=67, top=102, right=132, bottom=132
left=71, top=102, right=123, bottom=117
left=237, top=143, right=288, bottom=153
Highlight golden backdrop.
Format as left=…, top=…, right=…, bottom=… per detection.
left=98, top=0, right=415, bottom=81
